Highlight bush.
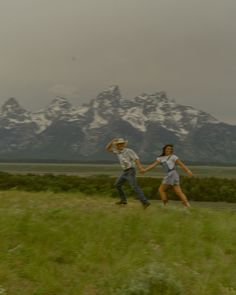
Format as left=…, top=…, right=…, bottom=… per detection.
left=0, top=172, right=235, bottom=203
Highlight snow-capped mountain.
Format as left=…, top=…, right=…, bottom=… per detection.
left=0, top=86, right=235, bottom=163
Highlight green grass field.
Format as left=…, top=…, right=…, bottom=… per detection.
left=0, top=191, right=236, bottom=295
left=0, top=163, right=236, bottom=178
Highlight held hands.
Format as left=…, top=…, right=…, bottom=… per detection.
left=139, top=167, right=146, bottom=174
left=135, top=160, right=146, bottom=174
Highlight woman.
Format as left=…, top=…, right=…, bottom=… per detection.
left=142, top=144, right=193, bottom=207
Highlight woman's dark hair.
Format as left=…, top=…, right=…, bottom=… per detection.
left=160, top=144, right=174, bottom=156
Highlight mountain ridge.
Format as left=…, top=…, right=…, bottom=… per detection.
left=0, top=85, right=235, bottom=163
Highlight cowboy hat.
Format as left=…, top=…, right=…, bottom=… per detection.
left=115, top=138, right=128, bottom=145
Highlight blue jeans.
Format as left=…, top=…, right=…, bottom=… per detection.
left=115, top=168, right=149, bottom=204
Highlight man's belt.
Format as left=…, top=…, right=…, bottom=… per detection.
left=124, top=167, right=134, bottom=172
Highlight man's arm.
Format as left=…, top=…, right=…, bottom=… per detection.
left=135, top=159, right=144, bottom=172
left=105, top=138, right=117, bottom=152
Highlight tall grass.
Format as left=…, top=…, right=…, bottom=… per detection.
left=0, top=191, right=236, bottom=294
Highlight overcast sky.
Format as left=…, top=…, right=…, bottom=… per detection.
left=0, top=0, right=235, bottom=124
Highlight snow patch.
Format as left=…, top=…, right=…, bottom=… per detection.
left=31, top=112, right=51, bottom=133
left=89, top=111, right=108, bottom=129
left=172, top=112, right=182, bottom=122
left=148, top=106, right=165, bottom=122
left=186, top=108, right=200, bottom=115
left=7, top=118, right=32, bottom=124
left=69, top=106, right=89, bottom=118
left=179, top=128, right=189, bottom=135
left=122, top=107, right=147, bottom=132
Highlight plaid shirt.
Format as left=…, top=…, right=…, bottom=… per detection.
left=113, top=147, right=139, bottom=170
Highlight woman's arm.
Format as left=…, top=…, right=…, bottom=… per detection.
left=176, top=159, right=193, bottom=177
left=143, top=160, right=160, bottom=173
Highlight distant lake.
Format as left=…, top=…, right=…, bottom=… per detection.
left=0, top=163, right=235, bottom=178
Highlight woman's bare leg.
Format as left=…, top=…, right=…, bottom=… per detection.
left=159, top=184, right=169, bottom=205
left=172, top=185, right=190, bottom=207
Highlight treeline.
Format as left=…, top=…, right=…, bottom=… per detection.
left=0, top=172, right=235, bottom=203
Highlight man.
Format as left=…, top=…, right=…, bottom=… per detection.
left=106, top=138, right=150, bottom=208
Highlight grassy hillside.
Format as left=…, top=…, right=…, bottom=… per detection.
left=0, top=191, right=236, bottom=295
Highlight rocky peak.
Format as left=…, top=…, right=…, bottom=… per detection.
left=0, top=97, right=30, bottom=121
left=1, top=97, right=26, bottom=113
left=150, top=91, right=169, bottom=103
left=96, top=85, right=122, bottom=101
left=89, top=85, right=122, bottom=114
left=44, top=96, right=72, bottom=120
left=134, top=91, right=170, bottom=106
left=48, top=96, right=72, bottom=110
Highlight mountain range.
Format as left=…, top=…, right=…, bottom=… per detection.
left=0, top=85, right=235, bottom=163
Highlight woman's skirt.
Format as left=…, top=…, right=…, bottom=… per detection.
left=162, top=170, right=180, bottom=185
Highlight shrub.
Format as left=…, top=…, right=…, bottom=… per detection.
left=0, top=172, right=235, bottom=203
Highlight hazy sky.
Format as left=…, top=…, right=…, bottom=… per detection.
left=0, top=0, right=236, bottom=124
